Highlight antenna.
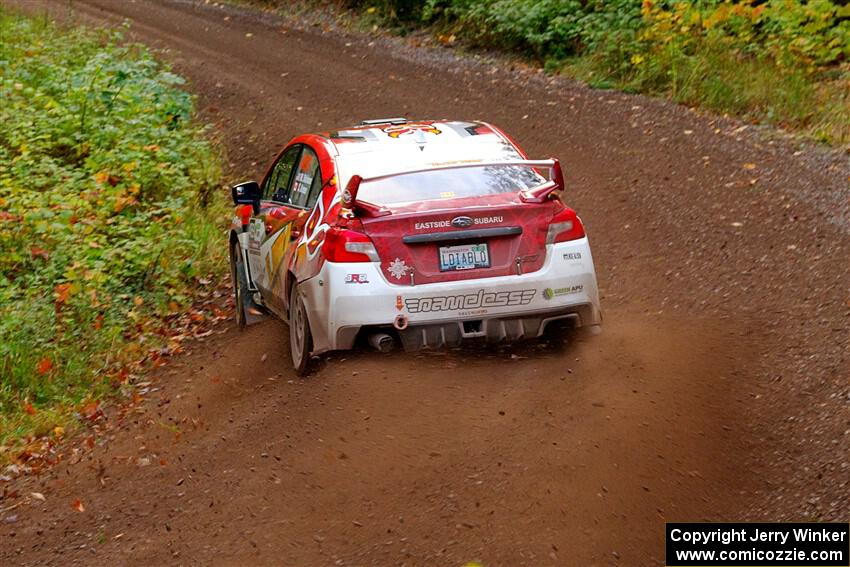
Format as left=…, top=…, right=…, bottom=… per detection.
left=359, top=117, right=408, bottom=126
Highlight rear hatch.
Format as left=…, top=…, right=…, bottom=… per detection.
left=352, top=163, right=560, bottom=285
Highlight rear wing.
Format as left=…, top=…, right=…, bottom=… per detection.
left=341, top=158, right=564, bottom=215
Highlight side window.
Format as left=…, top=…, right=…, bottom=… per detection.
left=305, top=170, right=324, bottom=210
left=263, top=146, right=300, bottom=202
left=289, top=148, right=321, bottom=209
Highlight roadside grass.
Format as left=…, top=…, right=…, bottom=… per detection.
left=0, top=10, right=227, bottom=460
left=568, top=37, right=850, bottom=145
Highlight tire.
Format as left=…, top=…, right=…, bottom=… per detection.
left=289, top=282, right=313, bottom=376
left=230, top=243, right=249, bottom=330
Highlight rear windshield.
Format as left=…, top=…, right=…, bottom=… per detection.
left=356, top=165, right=547, bottom=206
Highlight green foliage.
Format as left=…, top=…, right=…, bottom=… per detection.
left=340, top=0, right=424, bottom=21
left=0, top=12, right=224, bottom=446
left=421, top=0, right=644, bottom=62
left=342, top=0, right=850, bottom=145
left=576, top=1, right=850, bottom=143
left=418, top=0, right=849, bottom=69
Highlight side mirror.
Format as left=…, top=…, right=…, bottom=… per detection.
left=231, top=181, right=261, bottom=214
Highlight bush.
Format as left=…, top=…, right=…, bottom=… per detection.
left=338, top=0, right=850, bottom=144
left=581, top=1, right=850, bottom=142
left=0, top=12, right=224, bottom=448
left=419, top=0, right=642, bottom=62
left=341, top=0, right=424, bottom=21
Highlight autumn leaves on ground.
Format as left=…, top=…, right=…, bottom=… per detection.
left=0, top=0, right=848, bottom=566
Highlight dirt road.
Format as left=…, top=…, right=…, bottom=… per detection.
left=2, top=0, right=848, bottom=565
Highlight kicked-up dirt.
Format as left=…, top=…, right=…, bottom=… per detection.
left=1, top=0, right=848, bottom=565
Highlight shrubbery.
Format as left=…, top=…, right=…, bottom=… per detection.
left=337, top=0, right=850, bottom=144
left=0, top=12, right=223, bottom=448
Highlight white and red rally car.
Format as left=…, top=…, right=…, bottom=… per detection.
left=229, top=118, right=601, bottom=374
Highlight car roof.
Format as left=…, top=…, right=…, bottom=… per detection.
left=320, top=119, right=526, bottom=185
left=321, top=119, right=519, bottom=157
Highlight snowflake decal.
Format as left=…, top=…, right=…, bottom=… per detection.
left=387, top=258, right=411, bottom=280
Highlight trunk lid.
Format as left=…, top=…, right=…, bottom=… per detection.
left=360, top=194, right=555, bottom=285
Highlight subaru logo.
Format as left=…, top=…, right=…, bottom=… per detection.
left=451, top=216, right=474, bottom=228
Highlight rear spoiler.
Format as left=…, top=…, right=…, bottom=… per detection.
left=341, top=158, right=564, bottom=215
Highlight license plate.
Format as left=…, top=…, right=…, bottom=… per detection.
left=438, top=243, right=490, bottom=272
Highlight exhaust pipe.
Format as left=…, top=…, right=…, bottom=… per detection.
left=368, top=333, right=395, bottom=353
left=393, top=314, right=409, bottom=331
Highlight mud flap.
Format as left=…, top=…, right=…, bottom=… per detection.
left=233, top=242, right=268, bottom=327
left=244, top=294, right=268, bottom=326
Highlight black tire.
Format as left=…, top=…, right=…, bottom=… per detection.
left=230, top=243, right=250, bottom=330
left=289, top=282, right=313, bottom=376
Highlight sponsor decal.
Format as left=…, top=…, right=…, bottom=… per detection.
left=562, top=252, right=582, bottom=261
left=382, top=123, right=442, bottom=138
left=414, top=216, right=504, bottom=231
left=459, top=308, right=488, bottom=316
left=247, top=220, right=264, bottom=249
left=405, top=289, right=535, bottom=314
left=427, top=159, right=483, bottom=167
left=543, top=285, right=583, bottom=300
left=415, top=220, right=451, bottom=230
left=387, top=258, right=412, bottom=280
left=345, top=274, right=369, bottom=284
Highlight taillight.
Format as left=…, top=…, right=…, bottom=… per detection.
left=546, top=207, right=585, bottom=243
left=324, top=227, right=380, bottom=262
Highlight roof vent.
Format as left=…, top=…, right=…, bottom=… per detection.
left=359, top=117, right=408, bottom=126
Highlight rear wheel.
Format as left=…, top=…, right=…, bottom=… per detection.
left=289, top=283, right=313, bottom=376
left=230, top=244, right=249, bottom=330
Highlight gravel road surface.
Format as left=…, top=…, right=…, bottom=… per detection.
left=1, top=0, right=848, bottom=565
